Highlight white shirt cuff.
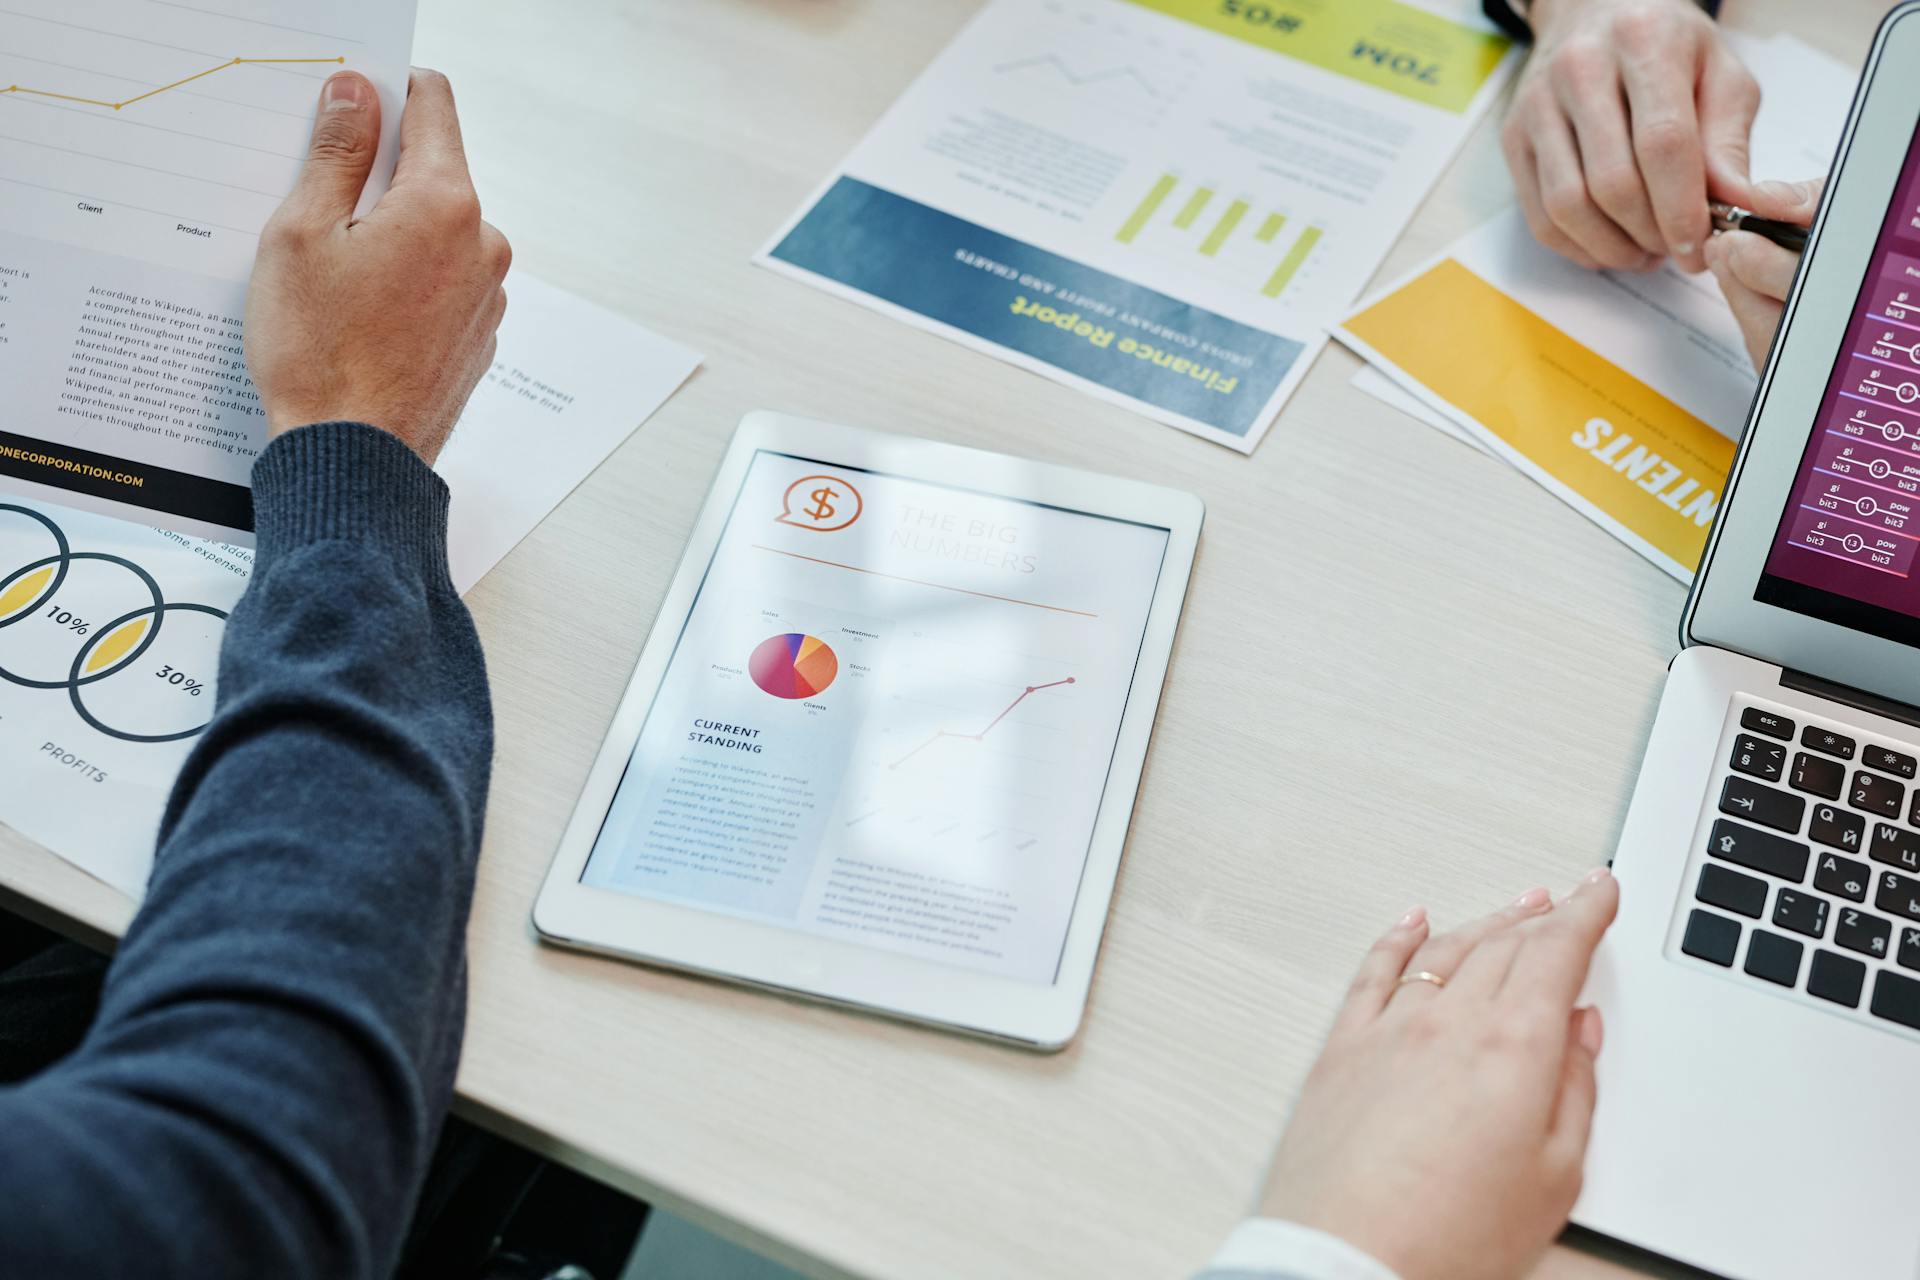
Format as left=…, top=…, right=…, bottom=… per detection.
left=1200, top=1219, right=1402, bottom=1280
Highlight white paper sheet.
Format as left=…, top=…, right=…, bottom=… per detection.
left=757, top=0, right=1520, bottom=452
left=1351, top=364, right=1487, bottom=452
left=0, top=272, right=700, bottom=897
left=437, top=273, right=701, bottom=593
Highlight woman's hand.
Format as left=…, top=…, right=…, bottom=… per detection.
left=1705, top=178, right=1824, bottom=371
left=1259, top=870, right=1621, bottom=1280
left=1502, top=0, right=1760, bottom=273
left=245, top=70, right=512, bottom=464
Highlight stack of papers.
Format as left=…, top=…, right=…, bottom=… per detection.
left=1334, top=33, right=1856, bottom=581
left=0, top=2, right=704, bottom=897
left=0, top=274, right=699, bottom=898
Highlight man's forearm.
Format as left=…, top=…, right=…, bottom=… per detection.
left=0, top=423, right=492, bottom=1280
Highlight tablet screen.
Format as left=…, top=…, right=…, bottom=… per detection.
left=581, top=450, right=1171, bottom=984
left=1756, top=113, right=1920, bottom=645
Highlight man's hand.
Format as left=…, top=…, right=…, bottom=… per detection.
left=1260, top=871, right=1620, bottom=1280
left=245, top=70, right=511, bottom=464
left=1706, top=179, right=1822, bottom=370
left=1502, top=0, right=1760, bottom=274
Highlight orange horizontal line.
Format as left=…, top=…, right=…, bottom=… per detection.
left=2, top=56, right=345, bottom=112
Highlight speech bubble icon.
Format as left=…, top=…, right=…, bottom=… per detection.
left=777, top=474, right=863, bottom=532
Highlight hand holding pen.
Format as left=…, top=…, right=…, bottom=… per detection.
left=1710, top=201, right=1810, bottom=253
left=1704, top=178, right=1823, bottom=370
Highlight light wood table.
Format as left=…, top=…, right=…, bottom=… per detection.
left=0, top=1, right=1887, bottom=1277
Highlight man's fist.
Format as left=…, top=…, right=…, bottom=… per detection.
left=245, top=69, right=511, bottom=465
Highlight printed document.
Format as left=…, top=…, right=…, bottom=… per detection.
left=759, top=0, right=1518, bottom=452
left=1335, top=34, right=1854, bottom=581
left=0, top=272, right=700, bottom=898
left=0, top=0, right=415, bottom=541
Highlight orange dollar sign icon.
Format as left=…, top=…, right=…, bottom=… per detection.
left=776, top=474, right=863, bottom=532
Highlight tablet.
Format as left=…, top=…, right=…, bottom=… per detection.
left=532, top=412, right=1202, bottom=1048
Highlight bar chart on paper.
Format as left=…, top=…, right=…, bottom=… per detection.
left=1113, top=171, right=1327, bottom=301
left=0, top=0, right=414, bottom=281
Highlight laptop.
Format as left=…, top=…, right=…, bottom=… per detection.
left=1577, top=6, right=1920, bottom=1278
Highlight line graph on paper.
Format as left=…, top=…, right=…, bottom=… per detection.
left=981, top=0, right=1200, bottom=129
left=3, top=54, right=345, bottom=113
left=0, top=0, right=403, bottom=280
left=992, top=55, right=1163, bottom=100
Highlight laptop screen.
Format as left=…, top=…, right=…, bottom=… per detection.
left=1757, top=119, right=1920, bottom=647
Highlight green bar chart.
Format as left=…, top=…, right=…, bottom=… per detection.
left=1199, top=199, right=1248, bottom=257
left=1113, top=172, right=1322, bottom=299
left=1262, top=226, right=1321, bottom=298
left=1170, top=186, right=1214, bottom=229
left=1115, top=174, right=1177, bottom=243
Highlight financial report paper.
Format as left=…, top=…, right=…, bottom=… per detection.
left=758, top=0, right=1520, bottom=452
left=0, top=0, right=416, bottom=541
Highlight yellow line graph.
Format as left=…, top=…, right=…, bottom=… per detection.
left=2, top=56, right=344, bottom=112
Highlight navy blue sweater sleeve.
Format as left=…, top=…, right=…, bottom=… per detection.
left=0, top=422, right=492, bottom=1279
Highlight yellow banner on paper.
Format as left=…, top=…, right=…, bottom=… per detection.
left=1344, top=259, right=1736, bottom=575
left=1123, top=0, right=1510, bottom=112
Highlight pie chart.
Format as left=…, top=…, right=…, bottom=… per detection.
left=749, top=632, right=839, bottom=700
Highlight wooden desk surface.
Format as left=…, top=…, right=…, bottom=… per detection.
left=0, top=1, right=1888, bottom=1276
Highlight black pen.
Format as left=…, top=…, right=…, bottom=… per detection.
left=1709, top=201, right=1809, bottom=253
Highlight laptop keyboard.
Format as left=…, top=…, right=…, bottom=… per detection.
left=1674, top=701, right=1920, bottom=1035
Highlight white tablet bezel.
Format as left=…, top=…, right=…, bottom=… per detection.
left=1687, top=3, right=1920, bottom=698
left=532, top=411, right=1203, bottom=1049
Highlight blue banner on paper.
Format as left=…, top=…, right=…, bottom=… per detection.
left=769, top=177, right=1302, bottom=439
